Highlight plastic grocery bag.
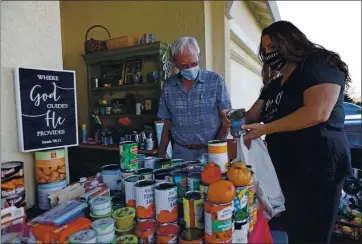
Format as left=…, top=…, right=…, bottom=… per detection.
left=241, top=138, right=286, bottom=220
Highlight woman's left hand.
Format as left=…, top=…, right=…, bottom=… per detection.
left=242, top=123, right=268, bottom=140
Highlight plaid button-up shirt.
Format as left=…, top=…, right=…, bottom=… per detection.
left=157, top=69, right=232, bottom=146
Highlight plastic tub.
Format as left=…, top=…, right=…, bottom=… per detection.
left=91, top=218, right=115, bottom=235
left=116, top=234, right=138, bottom=244
left=115, top=224, right=135, bottom=236
left=112, top=207, right=136, bottom=230
left=89, top=196, right=112, bottom=211
left=91, top=202, right=113, bottom=216
left=69, top=229, right=97, bottom=244
left=97, top=228, right=115, bottom=243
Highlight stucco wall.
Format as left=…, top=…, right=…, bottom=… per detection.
left=1, top=1, right=63, bottom=207
left=60, top=1, right=206, bottom=125
left=228, top=1, right=263, bottom=110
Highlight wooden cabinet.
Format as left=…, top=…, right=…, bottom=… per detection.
left=82, top=41, right=168, bottom=143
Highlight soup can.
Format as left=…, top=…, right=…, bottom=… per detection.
left=155, top=182, right=178, bottom=223
left=183, top=191, right=204, bottom=229
left=153, top=168, right=170, bottom=183
left=135, top=168, right=153, bottom=181
left=156, top=223, right=179, bottom=244
left=125, top=175, right=144, bottom=208
left=179, top=228, right=204, bottom=244
left=155, top=158, right=171, bottom=169
left=208, top=140, right=229, bottom=173
left=135, top=220, right=156, bottom=244
left=135, top=180, right=156, bottom=219
left=204, top=200, right=233, bottom=243
left=187, top=172, right=201, bottom=191
left=121, top=169, right=136, bottom=192
left=170, top=170, right=187, bottom=202
left=144, top=157, right=156, bottom=169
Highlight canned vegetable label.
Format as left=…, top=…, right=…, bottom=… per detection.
left=120, top=141, right=138, bottom=171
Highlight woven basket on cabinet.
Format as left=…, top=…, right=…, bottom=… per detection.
left=84, top=25, right=111, bottom=54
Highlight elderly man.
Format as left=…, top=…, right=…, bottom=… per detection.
left=157, top=36, right=232, bottom=161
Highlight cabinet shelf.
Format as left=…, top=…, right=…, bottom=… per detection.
left=92, top=83, right=159, bottom=92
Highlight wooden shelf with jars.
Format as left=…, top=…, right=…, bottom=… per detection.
left=82, top=41, right=168, bottom=151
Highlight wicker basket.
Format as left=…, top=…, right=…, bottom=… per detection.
left=84, top=25, right=111, bottom=54
left=105, top=36, right=140, bottom=50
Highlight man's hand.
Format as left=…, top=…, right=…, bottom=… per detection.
left=220, top=109, right=231, bottom=128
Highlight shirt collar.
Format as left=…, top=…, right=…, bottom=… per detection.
left=170, top=69, right=206, bottom=86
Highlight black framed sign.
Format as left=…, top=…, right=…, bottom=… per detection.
left=14, top=67, right=79, bottom=152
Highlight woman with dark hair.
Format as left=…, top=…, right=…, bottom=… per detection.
left=227, top=21, right=353, bottom=242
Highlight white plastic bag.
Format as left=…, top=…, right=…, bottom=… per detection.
left=241, top=138, right=286, bottom=220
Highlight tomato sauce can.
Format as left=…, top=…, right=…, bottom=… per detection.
left=170, top=170, right=187, bottom=202
left=125, top=175, right=144, bottom=208
left=183, top=191, right=204, bottom=229
left=135, top=168, right=153, bottom=181
left=156, top=223, right=179, bottom=244
left=204, top=200, right=233, bottom=243
left=187, top=172, right=201, bottom=191
left=135, top=180, right=156, bottom=219
left=179, top=228, right=204, bottom=244
left=135, top=220, right=157, bottom=244
left=155, top=182, right=178, bottom=223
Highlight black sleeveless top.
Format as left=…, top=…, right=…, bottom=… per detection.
left=259, top=54, right=352, bottom=182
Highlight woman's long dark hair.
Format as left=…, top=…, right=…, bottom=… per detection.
left=258, top=21, right=351, bottom=89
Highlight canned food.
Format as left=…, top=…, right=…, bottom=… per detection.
left=144, top=157, right=156, bottom=169
left=135, top=220, right=156, bottom=244
left=200, top=183, right=208, bottom=197
left=170, top=170, right=187, bottom=201
left=156, top=223, right=179, bottom=244
left=208, top=140, right=229, bottom=173
left=179, top=228, right=203, bottom=244
left=120, top=141, right=138, bottom=171
left=138, top=154, right=146, bottom=168
left=187, top=172, right=201, bottom=191
left=183, top=161, right=201, bottom=168
left=155, top=182, right=178, bottom=223
left=155, top=158, right=171, bottom=169
left=153, top=168, right=170, bottom=183
left=135, top=168, right=153, bottom=181
left=170, top=164, right=184, bottom=173
left=232, top=220, right=249, bottom=244
left=135, top=180, right=156, bottom=219
left=171, top=159, right=185, bottom=166
left=233, top=186, right=250, bottom=223
left=125, top=175, right=144, bottom=208
left=183, top=191, right=204, bottom=229
left=120, top=169, right=136, bottom=192
left=185, top=166, right=204, bottom=174
left=204, top=200, right=233, bottom=243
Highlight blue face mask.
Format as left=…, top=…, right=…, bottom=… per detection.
left=181, top=65, right=200, bottom=80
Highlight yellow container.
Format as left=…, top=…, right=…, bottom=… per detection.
left=35, top=149, right=66, bottom=184
left=112, top=207, right=136, bottom=230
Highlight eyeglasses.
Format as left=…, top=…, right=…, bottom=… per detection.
left=178, top=61, right=199, bottom=70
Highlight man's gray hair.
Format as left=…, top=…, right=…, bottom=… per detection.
left=171, top=36, right=200, bottom=61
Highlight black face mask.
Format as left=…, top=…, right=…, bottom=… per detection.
left=263, top=50, right=287, bottom=71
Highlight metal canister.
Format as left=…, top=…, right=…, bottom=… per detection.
left=187, top=172, right=201, bottom=191
left=135, top=168, right=153, bottom=181
left=179, top=228, right=204, bottom=244
left=156, top=223, right=179, bottom=244
left=155, top=182, right=178, bottom=223
left=135, top=220, right=157, bottom=244
left=233, top=186, right=250, bottom=223
left=153, top=168, right=170, bottom=183
left=125, top=175, right=144, bottom=208
left=204, top=200, right=233, bottom=243
left=121, top=169, right=136, bottom=192
left=183, top=191, right=204, bottom=229
left=170, top=170, right=187, bottom=202
left=119, top=141, right=138, bottom=171
left=135, top=180, right=156, bottom=219
left=155, top=158, right=171, bottom=169
left=144, top=157, right=156, bottom=169
left=138, top=154, right=146, bottom=168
